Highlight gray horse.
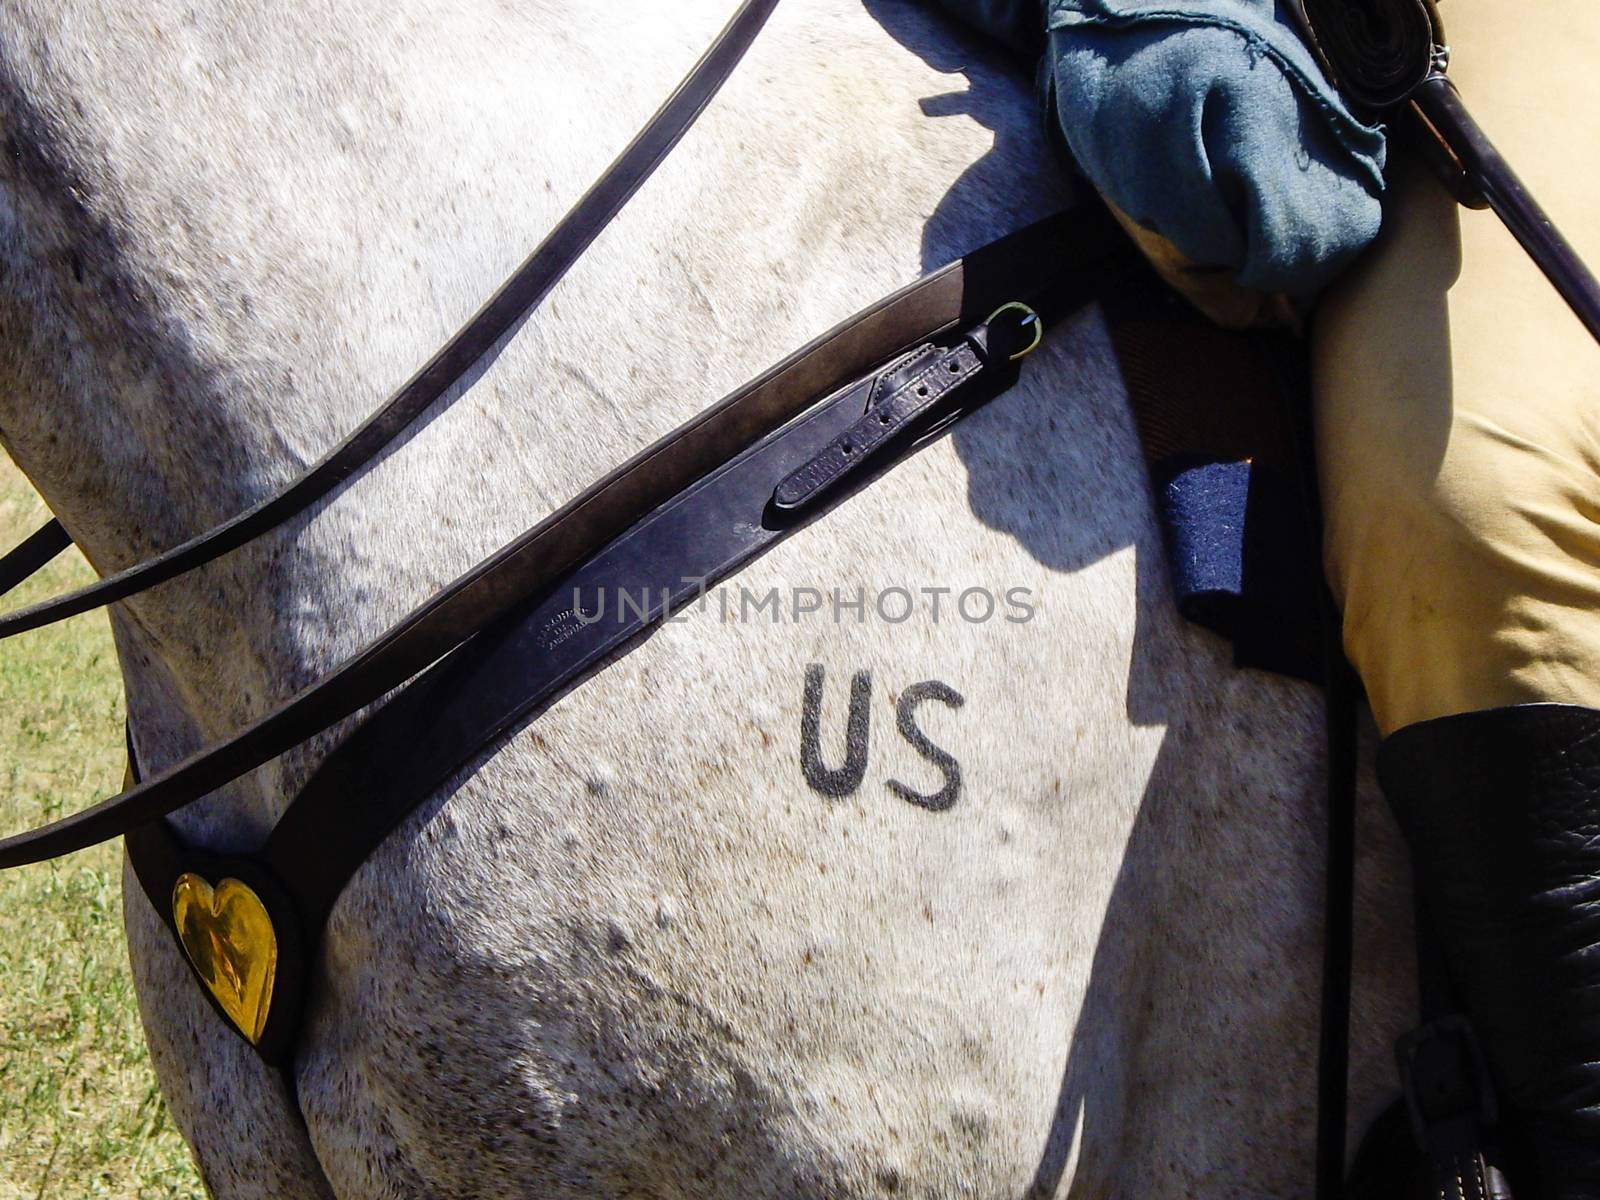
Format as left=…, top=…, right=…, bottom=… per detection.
left=0, top=0, right=1415, bottom=1194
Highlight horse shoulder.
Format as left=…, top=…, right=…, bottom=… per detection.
left=0, top=0, right=1414, bottom=1195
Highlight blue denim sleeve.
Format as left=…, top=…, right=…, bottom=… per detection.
left=1045, top=0, right=1386, bottom=295
left=934, top=0, right=1388, bottom=297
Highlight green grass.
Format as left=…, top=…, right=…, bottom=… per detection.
left=0, top=459, right=206, bottom=1199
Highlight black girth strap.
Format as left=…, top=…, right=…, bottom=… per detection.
left=0, top=0, right=780, bottom=639
left=123, top=288, right=1103, bottom=1063
left=0, top=207, right=1126, bottom=870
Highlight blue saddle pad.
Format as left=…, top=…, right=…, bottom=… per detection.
left=1103, top=265, right=1325, bottom=684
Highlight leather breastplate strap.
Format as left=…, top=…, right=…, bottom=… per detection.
left=1288, top=0, right=1600, bottom=346
left=121, top=285, right=1103, bottom=1063
left=0, top=208, right=1124, bottom=874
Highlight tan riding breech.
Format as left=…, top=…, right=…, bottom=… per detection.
left=1312, top=2, right=1600, bottom=736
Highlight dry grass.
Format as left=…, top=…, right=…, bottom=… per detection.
left=0, top=458, right=205, bottom=1198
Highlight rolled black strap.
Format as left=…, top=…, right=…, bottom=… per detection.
left=1288, top=0, right=1443, bottom=113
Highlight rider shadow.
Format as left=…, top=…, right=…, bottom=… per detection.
left=860, top=0, right=1171, bottom=723
left=866, top=3, right=1331, bottom=1190
left=858, top=0, right=1073, bottom=279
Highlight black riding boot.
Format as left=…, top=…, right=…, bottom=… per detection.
left=1378, top=704, right=1600, bottom=1199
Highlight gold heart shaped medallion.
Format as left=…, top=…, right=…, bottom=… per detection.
left=171, top=873, right=278, bottom=1045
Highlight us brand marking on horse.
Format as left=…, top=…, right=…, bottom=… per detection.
left=800, top=665, right=872, bottom=797
left=798, top=665, right=965, bottom=808
left=887, top=679, right=965, bottom=811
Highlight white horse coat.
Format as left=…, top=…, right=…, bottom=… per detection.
left=0, top=0, right=1416, bottom=1195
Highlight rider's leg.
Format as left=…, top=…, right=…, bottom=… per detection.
left=1315, top=110, right=1600, bottom=733
left=1314, top=6, right=1600, bottom=1192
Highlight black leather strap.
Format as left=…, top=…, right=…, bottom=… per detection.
left=0, top=519, right=71, bottom=594
left=774, top=310, right=1044, bottom=513
left=122, top=286, right=1105, bottom=1063
left=773, top=317, right=1019, bottom=512
left=1396, top=1014, right=1508, bottom=1200
left=0, top=208, right=1128, bottom=870
left=772, top=343, right=966, bottom=511
left=1394, top=875, right=1513, bottom=1199
left=0, top=0, right=780, bottom=639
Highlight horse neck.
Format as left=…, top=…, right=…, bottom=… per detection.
left=0, top=2, right=663, bottom=730
left=0, top=0, right=1071, bottom=832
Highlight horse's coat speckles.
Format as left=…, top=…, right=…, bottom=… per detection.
left=605, top=921, right=631, bottom=955
left=4, top=0, right=1421, bottom=1195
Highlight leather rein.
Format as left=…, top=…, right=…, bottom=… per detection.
left=0, top=0, right=790, bottom=865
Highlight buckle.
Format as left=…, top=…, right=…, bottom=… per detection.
left=982, top=302, right=1043, bottom=361
left=1396, top=1016, right=1498, bottom=1153
left=771, top=302, right=1044, bottom=514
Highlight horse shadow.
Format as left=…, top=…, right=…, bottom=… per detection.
left=862, top=1, right=1333, bottom=1191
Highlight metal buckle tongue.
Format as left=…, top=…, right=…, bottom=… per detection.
left=770, top=303, right=1041, bottom=514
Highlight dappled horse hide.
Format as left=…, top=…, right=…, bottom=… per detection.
left=0, top=0, right=1417, bottom=1195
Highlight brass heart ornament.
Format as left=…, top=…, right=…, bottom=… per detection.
left=171, top=873, right=278, bottom=1045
